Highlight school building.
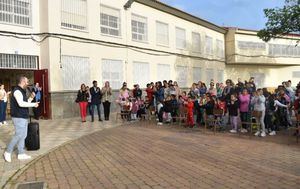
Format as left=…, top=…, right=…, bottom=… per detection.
left=0, top=0, right=299, bottom=119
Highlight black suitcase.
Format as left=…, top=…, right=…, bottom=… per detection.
left=25, top=121, right=40, bottom=151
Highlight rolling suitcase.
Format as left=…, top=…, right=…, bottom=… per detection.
left=25, top=117, right=40, bottom=151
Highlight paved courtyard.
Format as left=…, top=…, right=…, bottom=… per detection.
left=0, top=116, right=123, bottom=189
left=3, top=121, right=300, bottom=189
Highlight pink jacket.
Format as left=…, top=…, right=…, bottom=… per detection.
left=239, top=94, right=250, bottom=113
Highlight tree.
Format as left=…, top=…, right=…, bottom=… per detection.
left=257, top=0, right=300, bottom=43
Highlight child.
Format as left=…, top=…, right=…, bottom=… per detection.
left=185, top=96, right=195, bottom=128
left=137, top=98, right=146, bottom=118
left=131, top=98, right=139, bottom=120
left=157, top=100, right=164, bottom=125
left=228, top=94, right=239, bottom=133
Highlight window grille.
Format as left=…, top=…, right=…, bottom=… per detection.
left=133, top=61, right=149, bottom=88
left=176, top=66, right=188, bottom=87
left=176, top=27, right=186, bottom=49
left=131, top=14, right=147, bottom=42
left=0, top=0, right=31, bottom=26
left=206, top=69, right=214, bottom=85
left=292, top=71, right=300, bottom=78
left=192, top=32, right=201, bottom=53
left=193, top=67, right=202, bottom=83
left=216, top=39, right=224, bottom=58
left=0, top=53, right=37, bottom=69
left=100, top=5, right=121, bottom=36
left=269, top=44, right=300, bottom=57
left=238, top=41, right=266, bottom=50
left=61, top=55, right=90, bottom=90
left=157, top=64, right=170, bottom=82
left=61, top=0, right=87, bottom=30
left=156, top=21, right=169, bottom=46
left=217, top=70, right=224, bottom=83
left=102, top=59, right=123, bottom=89
left=205, top=36, right=213, bottom=55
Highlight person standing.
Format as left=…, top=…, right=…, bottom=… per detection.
left=90, top=80, right=102, bottom=122
left=32, top=82, right=42, bottom=120
left=3, top=76, right=39, bottom=162
left=239, top=88, right=250, bottom=133
left=0, top=84, right=11, bottom=125
left=251, top=89, right=266, bottom=137
left=102, top=81, right=112, bottom=121
left=76, top=84, right=89, bottom=122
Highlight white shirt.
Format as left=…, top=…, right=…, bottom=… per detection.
left=14, top=90, right=36, bottom=108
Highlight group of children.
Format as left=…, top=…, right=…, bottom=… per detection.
left=116, top=79, right=300, bottom=137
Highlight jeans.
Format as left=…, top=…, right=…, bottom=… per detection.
left=103, top=101, right=111, bottom=120
left=0, top=100, right=7, bottom=122
left=256, top=110, right=266, bottom=132
left=230, top=116, right=238, bottom=130
left=90, top=104, right=101, bottom=121
left=7, top=118, right=28, bottom=154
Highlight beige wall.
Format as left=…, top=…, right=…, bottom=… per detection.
left=43, top=0, right=226, bottom=92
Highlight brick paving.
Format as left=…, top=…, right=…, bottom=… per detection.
left=0, top=116, right=122, bottom=188
left=7, top=123, right=300, bottom=189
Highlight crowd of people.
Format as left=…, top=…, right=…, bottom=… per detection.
left=112, top=77, right=300, bottom=137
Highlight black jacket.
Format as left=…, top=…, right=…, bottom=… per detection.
left=77, top=90, right=89, bottom=102
left=90, top=87, right=102, bottom=104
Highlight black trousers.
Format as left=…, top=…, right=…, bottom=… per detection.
left=103, top=101, right=111, bottom=120
left=90, top=104, right=101, bottom=121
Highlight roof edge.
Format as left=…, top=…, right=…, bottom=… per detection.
left=134, top=0, right=227, bottom=34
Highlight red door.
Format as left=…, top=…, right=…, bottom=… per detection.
left=34, top=69, right=50, bottom=119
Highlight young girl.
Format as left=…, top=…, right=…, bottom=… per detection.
left=228, top=94, right=239, bottom=133
left=131, top=98, right=139, bottom=120
left=185, top=96, right=195, bottom=128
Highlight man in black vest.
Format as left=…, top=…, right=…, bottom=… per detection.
left=90, top=80, right=102, bottom=122
left=3, top=76, right=39, bottom=163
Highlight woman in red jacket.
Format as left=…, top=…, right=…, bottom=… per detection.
left=185, top=96, right=194, bottom=127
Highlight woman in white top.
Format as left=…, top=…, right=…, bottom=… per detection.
left=0, top=84, right=11, bottom=125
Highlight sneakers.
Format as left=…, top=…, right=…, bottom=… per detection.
left=0, top=122, right=2, bottom=126
left=2, top=121, right=7, bottom=125
left=269, top=131, right=276, bottom=136
left=17, top=154, right=32, bottom=160
left=230, top=129, right=237, bottom=133
left=157, top=122, right=163, bottom=125
left=260, top=132, right=266, bottom=137
left=241, top=128, right=248, bottom=133
left=254, top=131, right=260, bottom=136
left=3, top=151, right=11, bottom=162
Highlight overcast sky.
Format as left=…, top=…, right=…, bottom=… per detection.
left=160, top=0, right=285, bottom=30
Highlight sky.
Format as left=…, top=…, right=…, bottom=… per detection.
left=160, top=0, right=285, bottom=30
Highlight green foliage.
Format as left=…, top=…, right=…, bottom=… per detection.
left=257, top=0, right=300, bottom=42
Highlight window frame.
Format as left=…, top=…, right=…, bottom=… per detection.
left=156, top=21, right=169, bottom=47
left=131, top=13, right=148, bottom=43
left=175, top=27, right=186, bottom=50
left=100, top=4, right=121, bottom=37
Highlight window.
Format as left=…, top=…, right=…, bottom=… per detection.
left=131, top=14, right=147, bottom=42
left=0, top=53, right=37, bottom=69
left=193, top=67, right=202, bottom=83
left=61, top=55, right=90, bottom=90
left=61, top=0, right=87, bottom=30
left=238, top=41, right=266, bottom=50
left=205, top=36, right=213, bottom=55
left=102, top=59, right=123, bottom=89
left=176, top=27, right=186, bottom=49
left=192, top=32, right=201, bottom=53
left=176, top=66, right=188, bottom=87
left=216, top=39, right=224, bottom=58
left=0, top=0, right=31, bottom=26
left=156, top=21, right=169, bottom=46
left=293, top=71, right=300, bottom=78
left=157, top=64, right=170, bottom=81
left=206, top=69, right=214, bottom=86
left=250, top=73, right=265, bottom=88
left=100, top=5, right=121, bottom=36
left=133, top=62, right=150, bottom=88
left=217, top=70, right=224, bottom=83
left=268, top=43, right=300, bottom=57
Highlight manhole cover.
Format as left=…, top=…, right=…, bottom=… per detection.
left=16, top=181, right=46, bottom=189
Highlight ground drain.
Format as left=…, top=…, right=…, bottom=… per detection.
left=15, top=181, right=46, bottom=189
